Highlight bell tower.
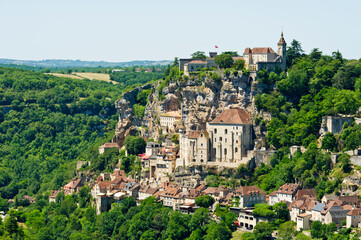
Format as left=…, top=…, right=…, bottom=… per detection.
left=277, top=32, right=287, bottom=70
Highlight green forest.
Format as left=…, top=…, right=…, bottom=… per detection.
left=0, top=67, right=159, bottom=203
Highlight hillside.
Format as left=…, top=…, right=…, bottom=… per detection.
left=0, top=66, right=159, bottom=201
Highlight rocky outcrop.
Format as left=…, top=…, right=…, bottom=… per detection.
left=114, top=71, right=259, bottom=146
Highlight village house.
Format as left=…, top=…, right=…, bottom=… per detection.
left=269, top=183, right=300, bottom=205
left=49, top=190, right=60, bottom=203
left=233, top=186, right=266, bottom=208
left=159, top=111, right=181, bottom=132
left=289, top=198, right=317, bottom=223
left=99, top=142, right=120, bottom=154
left=346, top=208, right=361, bottom=228
left=138, top=185, right=159, bottom=202
left=63, top=179, right=83, bottom=195
left=148, top=146, right=179, bottom=182
left=237, top=208, right=274, bottom=231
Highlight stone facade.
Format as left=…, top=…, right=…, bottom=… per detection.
left=179, top=129, right=209, bottom=167
left=319, top=115, right=354, bottom=136
left=159, top=111, right=181, bottom=131
left=243, top=33, right=287, bottom=72
left=177, top=108, right=253, bottom=169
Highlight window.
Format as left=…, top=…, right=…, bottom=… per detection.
left=235, top=147, right=238, bottom=153
left=214, top=148, right=216, bottom=155
left=225, top=138, right=227, bottom=143
left=214, top=129, right=217, bottom=134
left=215, top=138, right=217, bottom=142
left=201, top=143, right=203, bottom=146
left=219, top=137, right=222, bottom=141
left=224, top=148, right=227, bottom=155
left=201, top=134, right=203, bottom=137
left=200, top=159, right=204, bottom=163
left=225, top=129, right=228, bottom=134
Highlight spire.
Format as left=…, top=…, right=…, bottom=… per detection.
left=278, top=32, right=286, bottom=45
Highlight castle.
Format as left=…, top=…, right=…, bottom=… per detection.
left=179, top=33, right=287, bottom=74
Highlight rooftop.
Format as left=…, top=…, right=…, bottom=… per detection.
left=209, top=108, right=251, bottom=125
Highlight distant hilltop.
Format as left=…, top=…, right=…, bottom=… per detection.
left=0, top=58, right=172, bottom=68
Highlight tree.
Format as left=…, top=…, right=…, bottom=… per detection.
left=204, top=222, right=232, bottom=240
left=234, top=59, right=245, bottom=70
left=278, top=221, right=296, bottom=240
left=286, top=39, right=304, bottom=67
left=321, top=132, right=337, bottom=152
left=273, top=202, right=289, bottom=221
left=253, top=221, right=273, bottom=240
left=191, top=51, right=207, bottom=59
left=215, top=54, right=234, bottom=69
left=195, top=195, right=215, bottom=208
left=345, top=131, right=361, bottom=152
left=222, top=51, right=239, bottom=57
left=124, top=136, right=146, bottom=155
left=188, top=207, right=210, bottom=231
left=311, top=220, right=325, bottom=239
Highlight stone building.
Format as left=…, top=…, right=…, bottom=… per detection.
left=179, top=52, right=217, bottom=75
left=207, top=108, right=253, bottom=167
left=179, top=129, right=209, bottom=167
left=99, top=142, right=120, bottom=154
left=177, top=108, right=253, bottom=169
left=159, top=111, right=181, bottom=132
left=148, top=146, right=179, bottom=182
left=346, top=208, right=361, bottom=228
left=319, top=115, right=354, bottom=136
left=243, top=33, right=287, bottom=72
left=233, top=186, right=266, bottom=208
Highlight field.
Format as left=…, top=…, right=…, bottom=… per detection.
left=46, top=72, right=118, bottom=84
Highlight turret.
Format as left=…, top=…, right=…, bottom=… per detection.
left=277, top=32, right=287, bottom=70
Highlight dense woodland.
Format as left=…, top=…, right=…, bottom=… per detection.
left=0, top=67, right=160, bottom=204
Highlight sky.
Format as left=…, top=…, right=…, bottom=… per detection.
left=0, top=0, right=360, bottom=62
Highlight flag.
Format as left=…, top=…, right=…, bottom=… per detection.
left=215, top=45, right=218, bottom=49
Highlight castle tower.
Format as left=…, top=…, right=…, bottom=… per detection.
left=277, top=32, right=287, bottom=71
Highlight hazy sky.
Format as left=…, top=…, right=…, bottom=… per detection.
left=1, top=0, right=360, bottom=62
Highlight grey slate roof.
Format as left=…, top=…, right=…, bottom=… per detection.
left=312, top=202, right=326, bottom=212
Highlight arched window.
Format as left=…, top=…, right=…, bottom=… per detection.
left=225, top=129, right=228, bottom=134
left=224, top=148, right=227, bottom=155
left=219, top=137, right=222, bottom=141
left=235, top=147, right=238, bottom=153
left=214, top=129, right=217, bottom=134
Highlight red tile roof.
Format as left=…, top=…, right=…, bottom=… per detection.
left=243, top=47, right=276, bottom=55
left=188, top=60, right=207, bottom=64
left=188, top=130, right=201, bottom=139
left=101, top=143, right=119, bottom=148
left=277, top=183, right=299, bottom=195
left=295, top=189, right=317, bottom=200
left=236, top=186, right=265, bottom=196
left=347, top=208, right=361, bottom=216
left=210, top=108, right=251, bottom=125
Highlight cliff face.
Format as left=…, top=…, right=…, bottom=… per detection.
left=113, top=72, right=256, bottom=146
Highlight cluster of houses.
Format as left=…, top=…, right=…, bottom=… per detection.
left=55, top=168, right=361, bottom=231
